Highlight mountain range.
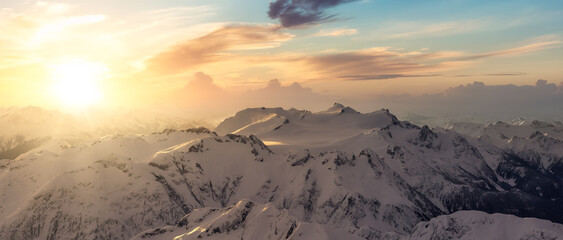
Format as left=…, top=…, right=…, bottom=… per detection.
left=0, top=103, right=562, bottom=239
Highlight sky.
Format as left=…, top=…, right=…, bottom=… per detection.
left=0, top=0, right=562, bottom=120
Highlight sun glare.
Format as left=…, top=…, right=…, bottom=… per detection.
left=49, top=60, right=108, bottom=107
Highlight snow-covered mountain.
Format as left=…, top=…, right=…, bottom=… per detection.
left=447, top=119, right=563, bottom=141
left=0, top=106, right=198, bottom=160
left=131, top=199, right=365, bottom=240
left=215, top=104, right=563, bottom=223
left=446, top=119, right=563, bottom=199
left=0, top=104, right=562, bottom=239
left=216, top=103, right=404, bottom=147
left=133, top=203, right=563, bottom=240
left=388, top=210, right=563, bottom=240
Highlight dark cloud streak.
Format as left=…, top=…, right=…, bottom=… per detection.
left=268, top=0, right=359, bottom=28
left=340, top=74, right=441, bottom=80
left=453, top=72, right=527, bottom=77
left=484, top=72, right=527, bottom=76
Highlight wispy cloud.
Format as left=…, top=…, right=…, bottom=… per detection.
left=0, top=5, right=107, bottom=68
left=295, top=47, right=464, bottom=80
left=453, top=72, right=527, bottom=77
left=0, top=2, right=215, bottom=65
left=484, top=72, right=527, bottom=76
left=141, top=29, right=561, bottom=87
left=457, top=41, right=563, bottom=60
left=33, top=14, right=106, bottom=39
left=314, top=28, right=358, bottom=37
left=380, top=20, right=485, bottom=39
left=339, top=74, right=440, bottom=80
left=256, top=37, right=560, bottom=82
left=144, top=24, right=293, bottom=75
left=35, top=1, right=71, bottom=14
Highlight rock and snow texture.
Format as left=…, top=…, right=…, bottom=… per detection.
left=135, top=204, right=563, bottom=240
left=0, top=128, right=217, bottom=239
left=131, top=199, right=364, bottom=240
left=0, top=104, right=562, bottom=240
left=389, top=211, right=563, bottom=240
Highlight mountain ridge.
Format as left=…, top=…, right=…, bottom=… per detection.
left=0, top=104, right=561, bottom=239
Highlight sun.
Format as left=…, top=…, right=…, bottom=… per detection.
left=49, top=60, right=108, bottom=107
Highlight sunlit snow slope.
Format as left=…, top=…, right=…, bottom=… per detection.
left=0, top=104, right=562, bottom=240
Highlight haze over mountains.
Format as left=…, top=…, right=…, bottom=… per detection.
left=1, top=103, right=562, bottom=239
left=0, top=106, right=204, bottom=160
left=163, top=75, right=563, bottom=125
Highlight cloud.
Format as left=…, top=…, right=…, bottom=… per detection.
left=314, top=28, right=357, bottom=37
left=484, top=72, right=527, bottom=76
left=457, top=41, right=562, bottom=60
left=245, top=79, right=332, bottom=109
left=185, top=72, right=223, bottom=94
left=165, top=74, right=333, bottom=116
left=453, top=72, right=527, bottom=77
left=139, top=35, right=561, bottom=96
left=367, top=80, right=563, bottom=121
left=383, top=20, right=485, bottom=39
left=0, top=4, right=107, bottom=66
left=0, top=5, right=112, bottom=90
left=163, top=72, right=232, bottom=115
left=35, top=1, right=71, bottom=14
left=266, top=78, right=282, bottom=88
left=144, top=24, right=293, bottom=75
left=0, top=2, right=218, bottom=78
left=165, top=74, right=563, bottom=123
left=253, top=79, right=313, bottom=95
left=268, top=0, right=359, bottom=28
left=284, top=37, right=561, bottom=82
left=34, top=14, right=106, bottom=37
left=297, top=47, right=463, bottom=80
left=339, top=74, right=441, bottom=80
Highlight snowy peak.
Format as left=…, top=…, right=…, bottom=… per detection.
left=394, top=211, right=563, bottom=240
left=531, top=120, right=557, bottom=128
left=409, top=125, right=439, bottom=149
left=340, top=106, right=359, bottom=115
left=327, top=102, right=346, bottom=112
left=215, top=106, right=411, bottom=148
left=214, top=107, right=309, bottom=136
left=484, top=120, right=563, bottom=141
left=447, top=118, right=563, bottom=141
left=325, top=102, right=359, bottom=115
left=446, top=119, right=563, bottom=173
